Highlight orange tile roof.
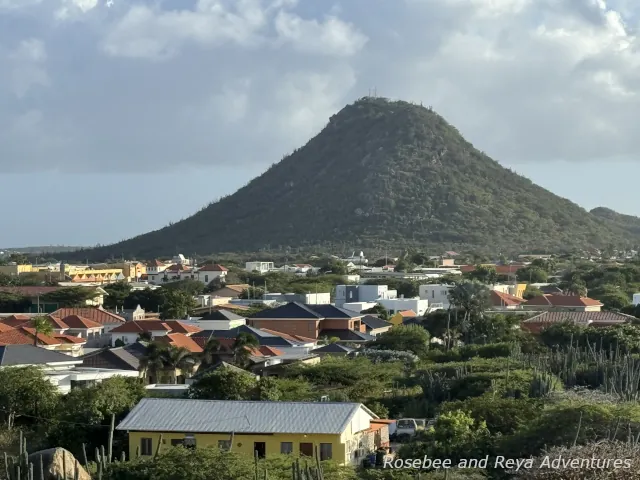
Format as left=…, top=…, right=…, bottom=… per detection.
left=0, top=328, right=61, bottom=346
left=197, top=264, right=228, bottom=272
left=53, top=334, right=86, bottom=344
left=45, top=315, right=70, bottom=329
left=490, top=290, right=526, bottom=307
left=0, top=323, right=15, bottom=333
left=52, top=307, right=125, bottom=326
left=110, top=321, right=172, bottom=333
left=0, top=315, right=33, bottom=328
left=258, top=346, right=284, bottom=356
left=156, top=333, right=203, bottom=353
left=525, top=294, right=603, bottom=308
left=60, top=315, right=103, bottom=329
left=398, top=310, right=417, bottom=317
left=161, top=321, right=202, bottom=335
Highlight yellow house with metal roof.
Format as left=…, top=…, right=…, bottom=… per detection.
left=116, top=398, right=387, bottom=465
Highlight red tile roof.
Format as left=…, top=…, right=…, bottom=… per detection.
left=166, top=264, right=190, bottom=272
left=155, top=333, right=203, bottom=353
left=161, top=321, right=202, bottom=335
left=398, top=310, right=417, bottom=317
left=258, top=346, right=283, bottom=356
left=521, top=311, right=631, bottom=330
left=52, top=307, right=125, bottom=326
left=60, top=315, right=103, bottom=329
left=0, top=328, right=61, bottom=346
left=490, top=290, right=526, bottom=307
left=524, top=294, right=603, bottom=308
left=109, top=321, right=172, bottom=333
left=0, top=323, right=15, bottom=333
left=147, top=259, right=165, bottom=267
left=52, top=334, right=86, bottom=344
left=197, top=264, right=228, bottom=272
left=0, top=315, right=33, bottom=328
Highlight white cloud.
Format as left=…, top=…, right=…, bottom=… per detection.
left=6, top=39, right=49, bottom=98
left=2, top=0, right=640, bottom=173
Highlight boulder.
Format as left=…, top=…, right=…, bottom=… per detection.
left=27, top=448, right=91, bottom=480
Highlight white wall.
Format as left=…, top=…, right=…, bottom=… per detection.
left=184, top=318, right=246, bottom=330
left=342, top=302, right=377, bottom=313
left=378, top=298, right=429, bottom=316
left=419, top=285, right=452, bottom=308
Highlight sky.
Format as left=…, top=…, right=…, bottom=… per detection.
left=1, top=0, right=640, bottom=247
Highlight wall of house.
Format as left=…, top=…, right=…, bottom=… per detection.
left=127, top=431, right=347, bottom=464
left=419, top=285, right=452, bottom=306
left=248, top=319, right=319, bottom=338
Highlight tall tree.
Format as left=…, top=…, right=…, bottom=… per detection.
left=161, top=345, right=196, bottom=384
left=232, top=333, right=260, bottom=367
left=30, top=316, right=54, bottom=346
left=201, top=338, right=222, bottom=367
left=448, top=281, right=491, bottom=344
left=139, top=342, right=166, bottom=383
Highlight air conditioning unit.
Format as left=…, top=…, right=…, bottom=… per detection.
left=320, top=395, right=330, bottom=402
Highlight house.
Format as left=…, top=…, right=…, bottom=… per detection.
left=186, top=309, right=247, bottom=330
left=154, top=333, right=204, bottom=354
left=194, top=264, right=228, bottom=284
left=312, top=343, right=355, bottom=357
left=379, top=298, right=429, bottom=316
left=521, top=311, right=633, bottom=333
left=335, top=285, right=397, bottom=308
left=523, top=294, right=603, bottom=312
left=245, top=262, right=275, bottom=273
left=80, top=343, right=146, bottom=372
left=147, top=264, right=194, bottom=285
left=209, top=284, right=250, bottom=299
left=361, top=316, right=393, bottom=337
left=107, top=305, right=146, bottom=321
left=263, top=293, right=331, bottom=305
left=0, top=344, right=138, bottom=393
left=490, top=291, right=526, bottom=310
left=191, top=325, right=314, bottom=349
left=389, top=310, right=418, bottom=326
left=247, top=302, right=367, bottom=341
left=116, top=398, right=386, bottom=465
left=0, top=326, right=87, bottom=357
left=145, top=260, right=168, bottom=275
left=52, top=307, right=126, bottom=332
left=109, top=321, right=171, bottom=346
left=107, top=262, right=146, bottom=280
left=419, top=284, right=453, bottom=308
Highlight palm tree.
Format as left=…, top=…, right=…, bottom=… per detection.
left=448, top=281, right=490, bottom=344
left=30, top=316, right=54, bottom=346
left=139, top=342, right=166, bottom=384
left=161, top=345, right=196, bottom=384
left=232, top=333, right=259, bottom=367
left=201, top=338, right=222, bottom=367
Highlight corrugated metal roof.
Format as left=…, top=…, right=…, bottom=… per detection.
left=116, top=398, right=374, bottom=434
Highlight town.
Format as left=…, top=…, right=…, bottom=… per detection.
left=1, top=248, right=639, bottom=480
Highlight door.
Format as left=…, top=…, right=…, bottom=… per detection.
left=254, top=442, right=266, bottom=459
left=299, top=443, right=313, bottom=457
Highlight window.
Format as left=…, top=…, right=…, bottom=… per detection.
left=170, top=439, right=183, bottom=447
left=280, top=442, right=293, bottom=454
left=218, top=440, right=231, bottom=451
left=299, top=443, right=313, bottom=457
left=320, top=443, right=332, bottom=460
left=254, top=442, right=266, bottom=459
left=432, top=290, right=435, bottom=299
left=205, top=275, right=209, bottom=282
left=140, top=438, right=153, bottom=456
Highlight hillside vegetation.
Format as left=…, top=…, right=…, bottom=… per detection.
left=65, top=97, right=639, bottom=260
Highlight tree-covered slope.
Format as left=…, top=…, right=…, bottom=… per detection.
left=590, top=207, right=640, bottom=237
left=68, top=97, right=635, bottom=260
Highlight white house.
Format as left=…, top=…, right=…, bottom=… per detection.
left=0, top=345, right=138, bottom=393
left=185, top=309, right=247, bottom=330
left=419, top=284, right=454, bottom=308
left=245, top=261, right=275, bottom=273
left=146, top=260, right=169, bottom=275
left=378, top=297, right=430, bottom=316
left=194, top=264, right=228, bottom=284
left=109, top=320, right=172, bottom=346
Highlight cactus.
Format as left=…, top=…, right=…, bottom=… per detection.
left=529, top=369, right=556, bottom=398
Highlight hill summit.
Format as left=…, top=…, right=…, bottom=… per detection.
left=71, top=97, right=635, bottom=259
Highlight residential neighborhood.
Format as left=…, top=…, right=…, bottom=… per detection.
left=2, top=248, right=640, bottom=479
